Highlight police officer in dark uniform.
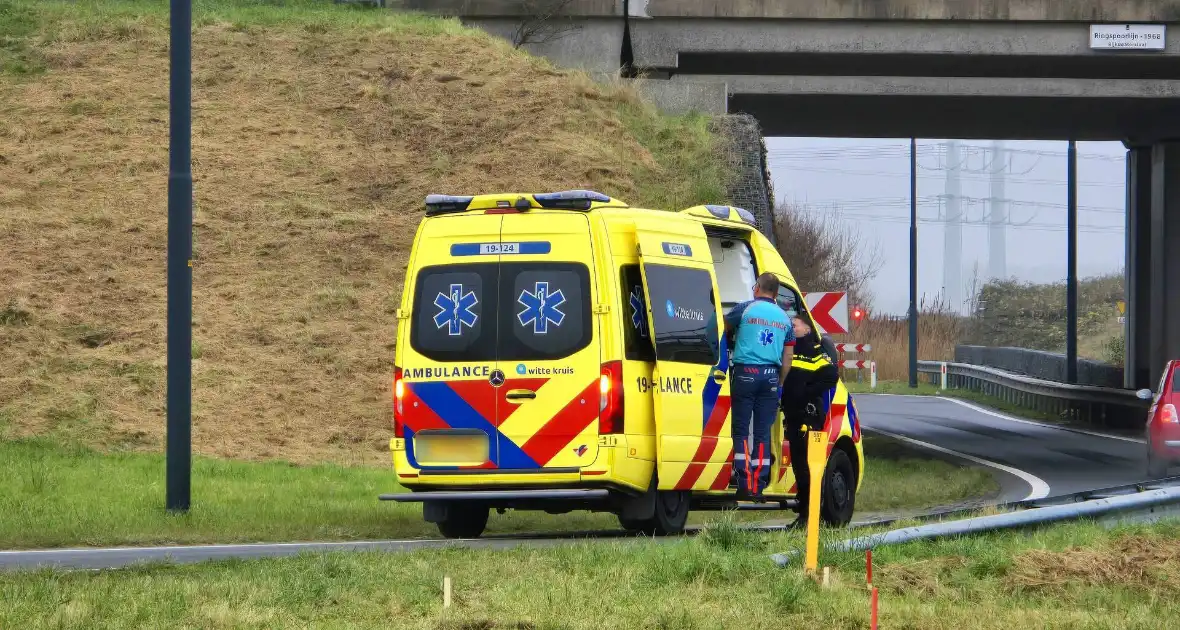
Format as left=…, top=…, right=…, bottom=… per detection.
left=780, top=315, right=840, bottom=526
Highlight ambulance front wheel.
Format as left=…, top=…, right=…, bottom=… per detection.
left=819, top=449, right=856, bottom=526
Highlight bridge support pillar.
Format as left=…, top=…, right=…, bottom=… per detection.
left=1130, top=142, right=1180, bottom=388
left=1149, top=143, right=1180, bottom=386
left=1125, top=146, right=1153, bottom=389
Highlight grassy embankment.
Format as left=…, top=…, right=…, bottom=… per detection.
left=0, top=0, right=726, bottom=467
left=849, top=274, right=1127, bottom=384
left=3, top=517, right=1179, bottom=628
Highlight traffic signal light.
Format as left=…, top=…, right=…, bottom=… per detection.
left=852, top=305, right=865, bottom=321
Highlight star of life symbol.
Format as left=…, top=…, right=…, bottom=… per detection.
left=517, top=281, right=566, bottom=334
left=758, top=329, right=775, bottom=346
left=433, top=283, right=478, bottom=336
left=629, top=286, right=648, bottom=337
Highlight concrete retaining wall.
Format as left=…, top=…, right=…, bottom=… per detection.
left=707, top=114, right=775, bottom=243
left=955, top=345, right=1125, bottom=389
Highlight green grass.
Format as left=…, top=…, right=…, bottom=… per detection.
left=0, top=432, right=999, bottom=549
left=0, top=438, right=621, bottom=549
left=3, top=518, right=1179, bottom=628
left=855, top=435, right=998, bottom=513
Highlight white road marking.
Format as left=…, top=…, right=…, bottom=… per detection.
left=865, top=427, right=1052, bottom=501
left=939, top=396, right=1146, bottom=444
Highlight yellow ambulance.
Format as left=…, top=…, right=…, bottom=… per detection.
left=383, top=190, right=865, bottom=538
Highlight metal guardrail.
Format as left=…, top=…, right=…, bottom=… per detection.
left=916, top=360, right=1151, bottom=429
left=771, top=475, right=1180, bottom=566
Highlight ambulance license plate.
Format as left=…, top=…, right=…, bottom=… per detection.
left=414, top=431, right=490, bottom=466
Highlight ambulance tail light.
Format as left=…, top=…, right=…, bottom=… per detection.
left=599, top=361, right=624, bottom=434
left=392, top=366, right=405, bottom=438
left=1163, top=404, right=1179, bottom=424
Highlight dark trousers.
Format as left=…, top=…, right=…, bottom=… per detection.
left=781, top=363, right=840, bottom=515
left=730, top=364, right=779, bottom=496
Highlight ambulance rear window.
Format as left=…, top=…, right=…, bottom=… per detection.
left=409, top=262, right=591, bottom=363
left=499, top=263, right=591, bottom=361
left=410, top=264, right=496, bottom=363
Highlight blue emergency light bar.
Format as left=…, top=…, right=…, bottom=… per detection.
left=534, top=189, right=612, bottom=210
left=424, top=194, right=475, bottom=216
left=733, top=207, right=756, bottom=225
left=703, top=204, right=756, bottom=226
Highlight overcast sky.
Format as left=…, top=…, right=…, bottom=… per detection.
left=766, top=138, right=1127, bottom=315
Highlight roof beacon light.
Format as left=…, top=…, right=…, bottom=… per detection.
left=732, top=207, right=756, bottom=225
left=703, top=204, right=732, bottom=220
left=534, top=189, right=612, bottom=210
left=424, top=194, right=475, bottom=216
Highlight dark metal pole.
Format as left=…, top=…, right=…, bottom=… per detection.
left=909, top=138, right=919, bottom=388
left=1066, top=140, right=1078, bottom=385
left=167, top=0, right=193, bottom=512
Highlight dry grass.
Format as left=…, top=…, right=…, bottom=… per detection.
left=1006, top=535, right=1180, bottom=594
left=0, top=1, right=726, bottom=465
left=842, top=308, right=963, bottom=382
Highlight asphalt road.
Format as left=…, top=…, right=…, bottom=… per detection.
left=856, top=394, right=1149, bottom=501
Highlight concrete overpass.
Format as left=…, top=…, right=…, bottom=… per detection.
left=401, top=0, right=1180, bottom=389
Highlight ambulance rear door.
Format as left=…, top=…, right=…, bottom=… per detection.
left=633, top=218, right=732, bottom=491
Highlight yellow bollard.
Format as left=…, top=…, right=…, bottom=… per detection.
left=804, top=426, right=826, bottom=575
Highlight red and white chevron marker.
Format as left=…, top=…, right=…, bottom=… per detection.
left=838, top=360, right=878, bottom=388
left=801, top=291, right=849, bottom=334
left=834, top=343, right=872, bottom=353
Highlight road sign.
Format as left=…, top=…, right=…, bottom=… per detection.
left=1089, top=24, right=1165, bottom=50
left=1117, top=300, right=1126, bottom=315
left=803, top=292, right=849, bottom=334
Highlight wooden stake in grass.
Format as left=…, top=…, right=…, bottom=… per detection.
left=870, top=586, right=879, bottom=630
left=866, top=548, right=873, bottom=587
left=822, top=566, right=831, bottom=588
left=443, top=576, right=452, bottom=609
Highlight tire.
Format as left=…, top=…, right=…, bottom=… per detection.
left=434, top=503, right=490, bottom=539
left=650, top=490, right=691, bottom=536
left=1147, top=442, right=1170, bottom=478
left=819, top=449, right=856, bottom=527
left=618, top=516, right=648, bottom=533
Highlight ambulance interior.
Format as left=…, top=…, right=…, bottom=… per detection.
left=708, top=235, right=804, bottom=320
left=708, top=236, right=757, bottom=310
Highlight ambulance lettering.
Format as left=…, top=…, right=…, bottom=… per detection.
left=405, top=365, right=491, bottom=379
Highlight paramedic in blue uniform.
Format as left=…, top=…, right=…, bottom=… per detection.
left=725, top=273, right=794, bottom=499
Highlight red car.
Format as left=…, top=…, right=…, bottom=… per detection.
left=1144, top=360, right=1180, bottom=477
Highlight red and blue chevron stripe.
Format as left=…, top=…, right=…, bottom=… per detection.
left=400, top=377, right=599, bottom=471
left=676, top=334, right=733, bottom=490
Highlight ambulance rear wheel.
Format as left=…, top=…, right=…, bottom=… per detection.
left=651, top=490, right=690, bottom=536
left=819, top=449, right=856, bottom=527
left=618, top=517, right=648, bottom=532
left=434, top=503, right=489, bottom=539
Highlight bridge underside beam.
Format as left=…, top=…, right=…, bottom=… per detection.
left=725, top=93, right=1180, bottom=140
